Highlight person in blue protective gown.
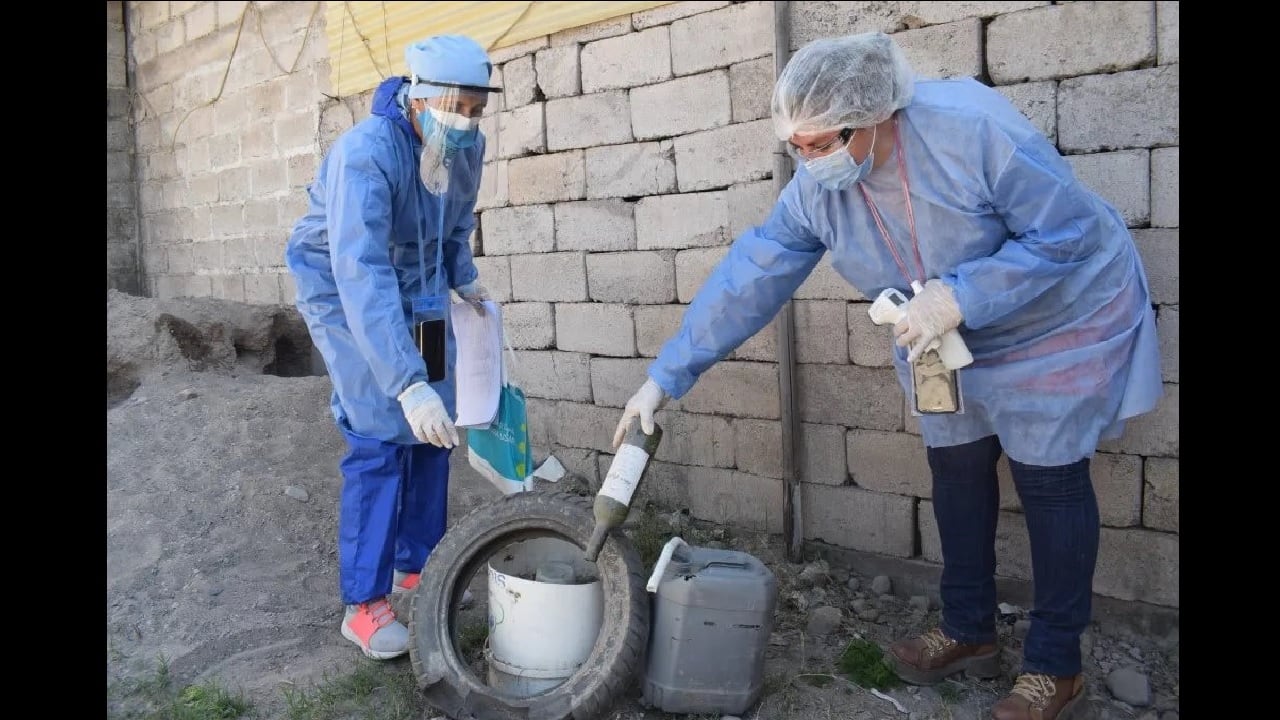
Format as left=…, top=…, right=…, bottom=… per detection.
left=611, top=32, right=1162, bottom=720
left=284, top=34, right=500, bottom=660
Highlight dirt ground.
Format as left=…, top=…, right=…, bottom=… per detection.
left=106, top=290, right=1179, bottom=720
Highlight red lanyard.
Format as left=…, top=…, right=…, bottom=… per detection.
left=858, top=118, right=925, bottom=289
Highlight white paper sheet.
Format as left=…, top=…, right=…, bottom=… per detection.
left=451, top=300, right=504, bottom=429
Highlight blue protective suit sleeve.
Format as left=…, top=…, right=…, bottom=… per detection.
left=650, top=180, right=825, bottom=399
left=941, top=133, right=1102, bottom=331
left=327, top=136, right=429, bottom=399
left=445, top=135, right=482, bottom=290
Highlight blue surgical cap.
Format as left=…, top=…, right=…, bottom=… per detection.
left=405, top=35, right=500, bottom=99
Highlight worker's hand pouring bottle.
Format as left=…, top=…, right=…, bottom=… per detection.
left=584, top=420, right=663, bottom=562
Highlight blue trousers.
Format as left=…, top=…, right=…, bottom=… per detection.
left=927, top=435, right=1099, bottom=677
left=337, top=423, right=451, bottom=605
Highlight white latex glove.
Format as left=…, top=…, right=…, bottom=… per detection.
left=893, top=279, right=963, bottom=364
left=455, top=280, right=490, bottom=314
left=398, top=381, right=459, bottom=448
left=612, top=378, right=668, bottom=450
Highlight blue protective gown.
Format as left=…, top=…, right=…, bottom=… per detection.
left=285, top=76, right=482, bottom=445
left=649, top=78, right=1162, bottom=467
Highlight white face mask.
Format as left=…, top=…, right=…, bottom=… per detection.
left=425, top=107, right=479, bottom=134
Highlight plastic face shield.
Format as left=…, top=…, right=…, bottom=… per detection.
left=415, top=85, right=487, bottom=195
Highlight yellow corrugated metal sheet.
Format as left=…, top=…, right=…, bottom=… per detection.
left=324, top=1, right=675, bottom=97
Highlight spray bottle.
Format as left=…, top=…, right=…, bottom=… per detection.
left=584, top=420, right=663, bottom=562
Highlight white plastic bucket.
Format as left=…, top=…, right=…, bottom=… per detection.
left=485, top=536, right=604, bottom=697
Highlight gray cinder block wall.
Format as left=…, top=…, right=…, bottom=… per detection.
left=113, top=1, right=1180, bottom=609
left=108, top=1, right=141, bottom=295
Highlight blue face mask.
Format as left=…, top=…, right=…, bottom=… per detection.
left=417, top=107, right=479, bottom=150
left=804, top=126, right=876, bottom=191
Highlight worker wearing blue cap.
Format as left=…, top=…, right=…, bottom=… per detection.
left=284, top=34, right=501, bottom=660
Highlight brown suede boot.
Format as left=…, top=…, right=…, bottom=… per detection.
left=888, top=627, right=1001, bottom=685
left=990, top=673, right=1086, bottom=720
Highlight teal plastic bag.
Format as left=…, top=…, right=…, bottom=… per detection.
left=466, top=383, right=535, bottom=495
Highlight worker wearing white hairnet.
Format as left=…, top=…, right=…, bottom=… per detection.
left=612, top=32, right=1161, bottom=720
left=285, top=35, right=500, bottom=661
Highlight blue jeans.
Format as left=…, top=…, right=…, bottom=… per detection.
left=336, top=421, right=452, bottom=605
left=927, top=435, right=1099, bottom=677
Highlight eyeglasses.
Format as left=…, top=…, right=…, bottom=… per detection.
left=786, top=127, right=855, bottom=162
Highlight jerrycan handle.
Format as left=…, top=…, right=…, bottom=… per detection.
left=646, top=537, right=690, bottom=592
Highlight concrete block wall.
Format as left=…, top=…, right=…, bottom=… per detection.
left=123, top=0, right=328, bottom=303
left=114, top=1, right=1179, bottom=608
left=108, top=1, right=141, bottom=295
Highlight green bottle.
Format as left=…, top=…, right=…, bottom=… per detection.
left=584, top=420, right=663, bottom=562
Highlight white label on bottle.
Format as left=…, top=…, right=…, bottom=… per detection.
left=600, top=444, right=650, bottom=507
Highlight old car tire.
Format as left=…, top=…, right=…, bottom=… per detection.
left=409, top=490, right=649, bottom=720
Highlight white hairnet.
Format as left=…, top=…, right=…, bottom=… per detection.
left=771, top=32, right=916, bottom=140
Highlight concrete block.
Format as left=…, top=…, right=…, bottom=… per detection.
left=157, top=274, right=213, bottom=299
left=535, top=45, right=580, bottom=99
left=790, top=2, right=906, bottom=50
left=508, top=151, right=586, bottom=205
left=1157, top=1, right=1178, bottom=64
left=210, top=203, right=244, bottom=238
left=156, top=19, right=186, bottom=56
left=185, top=2, right=217, bottom=40
left=988, top=2, right=1156, bottom=84
left=132, top=33, right=159, bottom=67
left=1095, top=527, right=1178, bottom=607
left=556, top=400, right=624, bottom=453
left=1151, top=147, right=1178, bottom=228
left=1132, top=229, right=1178, bottom=305
left=212, top=274, right=246, bottom=302
left=166, top=244, right=194, bottom=275
left=633, top=1, right=731, bottom=30
left=581, top=27, right=672, bottom=92
left=189, top=175, right=221, bottom=205
left=636, top=191, right=729, bottom=250
left=848, top=302, right=894, bottom=367
left=729, top=57, right=774, bottom=123
left=550, top=15, right=632, bottom=46
left=733, top=419, right=782, bottom=478
left=994, top=81, right=1057, bottom=145
left=476, top=160, right=509, bottom=211
left=275, top=111, right=317, bottom=155
left=143, top=244, right=168, bottom=275
left=244, top=273, right=279, bottom=304
left=549, top=447, right=601, bottom=488
left=276, top=273, right=296, bottom=304
left=1066, top=150, right=1150, bottom=227
left=555, top=200, right=636, bottom=251
left=546, top=92, right=632, bottom=151
left=670, top=2, right=772, bottom=76
left=503, top=55, right=537, bottom=109
left=894, top=18, right=983, bottom=79
left=510, top=351, right=592, bottom=402
left=254, top=233, right=287, bottom=268
left=803, top=484, right=916, bottom=558
left=631, top=71, right=731, bottom=140
left=1157, top=305, right=1177, bottom=383
left=900, top=1, right=1049, bottom=25
left=286, top=153, right=318, bottom=190
left=108, top=182, right=136, bottom=210
left=502, top=302, right=556, bottom=349
left=846, top=429, right=931, bottom=498
left=490, top=36, right=549, bottom=66
left=798, top=365, right=902, bottom=431
left=107, top=58, right=127, bottom=88
left=654, top=411, right=737, bottom=468
left=795, top=255, right=866, bottom=301
left=675, top=246, right=730, bottom=302
left=996, top=452, right=1142, bottom=528
left=1143, top=457, right=1178, bottom=532
left=526, top=397, right=557, bottom=449
left=1059, top=65, right=1179, bottom=153
left=727, top=180, right=775, bottom=239
left=497, top=103, right=546, bottom=159
left=209, top=133, right=241, bottom=170
left=1098, top=383, right=1178, bottom=458
left=677, top=361, right=778, bottom=419
left=674, top=119, right=774, bottom=191
left=222, top=237, right=255, bottom=270
left=249, top=159, right=287, bottom=196
left=585, top=141, right=677, bottom=198
left=181, top=140, right=212, bottom=176
left=555, top=303, right=635, bottom=356
left=801, top=423, right=848, bottom=486
left=920, top=503, right=1032, bottom=579
left=510, top=252, right=588, bottom=302
left=587, top=357, right=651, bottom=407
left=688, top=467, right=783, bottom=533
left=243, top=199, right=278, bottom=232
left=795, top=300, right=849, bottom=364
left=473, top=256, right=512, bottom=303
left=586, top=251, right=677, bottom=304
left=634, top=305, right=685, bottom=358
